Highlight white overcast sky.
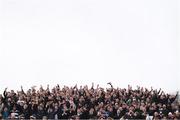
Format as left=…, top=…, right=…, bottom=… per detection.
left=0, top=0, right=179, bottom=93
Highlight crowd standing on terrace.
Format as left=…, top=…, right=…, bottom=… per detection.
left=0, top=83, right=179, bottom=119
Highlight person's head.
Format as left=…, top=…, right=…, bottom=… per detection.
left=19, top=101, right=24, bottom=107
left=48, top=107, right=53, bottom=113
left=13, top=106, right=17, bottom=111
left=162, top=115, right=167, bottom=120
left=42, top=116, right=47, bottom=120
left=168, top=112, right=174, bottom=119
left=89, top=108, right=95, bottom=115
left=75, top=115, right=80, bottom=120
left=174, top=111, right=180, bottom=119
left=23, top=104, right=28, bottom=109
left=110, top=107, right=114, bottom=113
left=160, top=95, right=165, bottom=100
left=122, top=103, right=126, bottom=109
left=4, top=107, right=8, bottom=112
left=162, top=104, right=166, bottom=109
left=7, top=98, right=11, bottom=102
left=153, top=112, right=160, bottom=119
left=38, top=105, right=43, bottom=111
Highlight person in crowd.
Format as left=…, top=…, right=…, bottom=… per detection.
left=0, top=83, right=179, bottom=119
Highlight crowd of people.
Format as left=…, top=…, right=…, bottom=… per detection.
left=0, top=83, right=179, bottom=119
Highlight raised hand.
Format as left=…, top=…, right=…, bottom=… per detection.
left=5, top=87, right=8, bottom=91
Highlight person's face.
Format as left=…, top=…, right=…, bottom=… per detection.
left=24, top=104, right=28, bottom=109
left=89, top=108, right=94, bottom=114
left=55, top=105, right=58, bottom=110
left=13, top=107, right=16, bottom=111
left=77, top=108, right=81, bottom=113
left=122, top=104, right=126, bottom=108
left=119, top=107, right=123, bottom=111
left=48, top=108, right=53, bottom=113
left=163, top=105, right=166, bottom=109
left=4, top=107, right=8, bottom=112
left=115, top=99, right=119, bottom=103
left=154, top=112, right=158, bottom=117
left=111, top=101, right=114, bottom=105
left=20, top=102, right=24, bottom=106
left=168, top=113, right=173, bottom=118
left=149, top=106, right=154, bottom=110
left=109, top=107, right=113, bottom=112
left=115, top=103, right=119, bottom=109
left=38, top=106, right=43, bottom=110
left=75, top=116, right=80, bottom=120
left=160, top=95, right=164, bottom=99
left=8, top=98, right=11, bottom=102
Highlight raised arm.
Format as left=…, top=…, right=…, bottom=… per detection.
left=107, top=82, right=113, bottom=89
left=171, top=91, right=179, bottom=103
left=3, top=87, right=7, bottom=98
left=157, top=88, right=161, bottom=94
left=21, top=86, right=27, bottom=96
left=2, top=87, right=8, bottom=104
left=91, top=82, right=94, bottom=89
